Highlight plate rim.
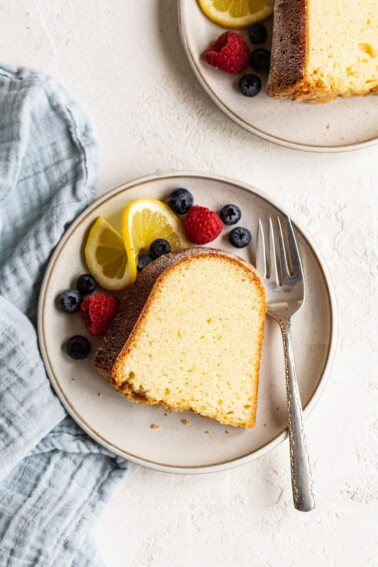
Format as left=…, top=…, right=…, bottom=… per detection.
left=177, top=0, right=378, bottom=153
left=38, top=171, right=338, bottom=474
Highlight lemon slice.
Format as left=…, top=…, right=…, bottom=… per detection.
left=198, top=0, right=272, bottom=29
left=85, top=216, right=132, bottom=290
left=122, top=198, right=189, bottom=282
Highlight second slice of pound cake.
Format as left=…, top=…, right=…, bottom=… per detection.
left=267, top=0, right=378, bottom=102
left=94, top=248, right=267, bottom=428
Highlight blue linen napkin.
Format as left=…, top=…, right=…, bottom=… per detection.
left=0, top=65, right=128, bottom=566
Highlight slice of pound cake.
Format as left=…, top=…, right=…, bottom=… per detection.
left=94, top=248, right=267, bottom=428
left=267, top=0, right=378, bottom=101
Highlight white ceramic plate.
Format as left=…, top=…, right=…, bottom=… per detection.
left=178, top=0, right=378, bottom=152
left=38, top=172, right=337, bottom=473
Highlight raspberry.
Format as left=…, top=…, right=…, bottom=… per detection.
left=205, top=32, right=249, bottom=74
left=80, top=293, right=120, bottom=336
left=185, top=206, right=223, bottom=244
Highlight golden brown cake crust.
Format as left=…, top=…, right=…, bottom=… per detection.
left=267, top=0, right=378, bottom=102
left=267, top=0, right=308, bottom=100
left=94, top=247, right=267, bottom=428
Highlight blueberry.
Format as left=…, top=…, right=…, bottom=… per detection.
left=65, top=335, right=91, bottom=359
left=138, top=252, right=153, bottom=271
left=150, top=239, right=172, bottom=259
left=167, top=188, right=194, bottom=215
left=220, top=204, right=242, bottom=225
left=58, top=289, right=83, bottom=313
left=76, top=274, right=97, bottom=295
left=238, top=75, right=261, bottom=97
left=248, top=23, right=268, bottom=44
left=250, top=48, right=271, bottom=72
left=229, top=227, right=252, bottom=248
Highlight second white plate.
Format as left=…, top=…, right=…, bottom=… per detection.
left=178, top=0, right=378, bottom=152
left=38, top=172, right=336, bottom=473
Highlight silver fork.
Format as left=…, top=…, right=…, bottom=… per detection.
left=257, top=217, right=315, bottom=512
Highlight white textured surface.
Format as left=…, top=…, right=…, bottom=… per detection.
left=1, top=1, right=377, bottom=566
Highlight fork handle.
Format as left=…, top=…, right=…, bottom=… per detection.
left=280, top=318, right=315, bottom=512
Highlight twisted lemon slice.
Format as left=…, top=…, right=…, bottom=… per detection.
left=85, top=216, right=132, bottom=290
left=122, top=198, right=189, bottom=283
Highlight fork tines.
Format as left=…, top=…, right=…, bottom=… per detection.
left=257, top=217, right=303, bottom=286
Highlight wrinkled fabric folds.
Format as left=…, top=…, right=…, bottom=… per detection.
left=0, top=65, right=128, bottom=567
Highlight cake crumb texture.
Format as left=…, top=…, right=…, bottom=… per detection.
left=94, top=248, right=267, bottom=428
left=268, top=0, right=378, bottom=101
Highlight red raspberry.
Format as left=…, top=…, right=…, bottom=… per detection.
left=185, top=206, right=223, bottom=244
left=80, top=293, right=120, bottom=336
left=205, top=32, right=249, bottom=74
